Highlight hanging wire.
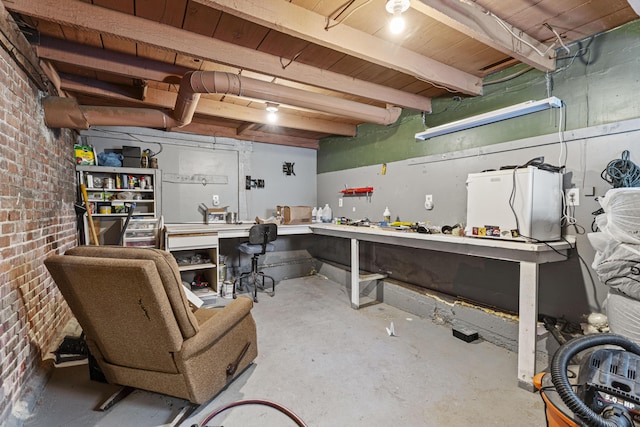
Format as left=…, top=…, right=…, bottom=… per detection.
left=325, top=0, right=372, bottom=30
left=601, top=150, right=640, bottom=188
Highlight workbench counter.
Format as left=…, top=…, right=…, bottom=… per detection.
left=164, top=221, right=574, bottom=391
left=310, top=223, right=574, bottom=392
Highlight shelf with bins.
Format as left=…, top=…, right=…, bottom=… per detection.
left=121, top=217, right=161, bottom=248
left=76, top=165, right=161, bottom=218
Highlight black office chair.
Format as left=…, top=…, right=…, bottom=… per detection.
left=233, top=223, right=278, bottom=302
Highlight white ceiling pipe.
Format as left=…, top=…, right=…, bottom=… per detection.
left=173, top=71, right=402, bottom=127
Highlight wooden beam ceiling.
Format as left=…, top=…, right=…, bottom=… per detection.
left=194, top=0, right=483, bottom=95
left=411, top=0, right=556, bottom=72
left=6, top=0, right=433, bottom=112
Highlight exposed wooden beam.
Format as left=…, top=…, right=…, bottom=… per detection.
left=7, top=0, right=434, bottom=111
left=59, top=74, right=146, bottom=99
left=237, top=122, right=260, bottom=135
left=178, top=122, right=320, bottom=149
left=195, top=0, right=482, bottom=95
left=0, top=2, right=47, bottom=90
left=37, top=36, right=190, bottom=85
left=58, top=74, right=358, bottom=136
left=411, top=0, right=556, bottom=72
left=38, top=59, right=63, bottom=96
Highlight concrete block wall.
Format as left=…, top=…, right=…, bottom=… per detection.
left=0, top=16, right=77, bottom=425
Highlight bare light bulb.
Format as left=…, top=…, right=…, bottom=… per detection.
left=385, top=0, right=410, bottom=34
left=267, top=111, right=278, bottom=123
left=389, top=14, right=405, bottom=34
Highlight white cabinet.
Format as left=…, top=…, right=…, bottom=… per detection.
left=164, top=226, right=219, bottom=294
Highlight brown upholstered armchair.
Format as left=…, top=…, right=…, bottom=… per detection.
left=44, top=246, right=258, bottom=406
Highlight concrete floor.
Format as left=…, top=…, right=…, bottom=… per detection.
left=23, top=275, right=546, bottom=427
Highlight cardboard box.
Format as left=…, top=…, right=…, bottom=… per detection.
left=277, top=206, right=312, bottom=225
left=205, top=207, right=227, bottom=224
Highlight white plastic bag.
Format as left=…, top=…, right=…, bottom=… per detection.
left=589, top=233, right=640, bottom=300
left=606, top=289, right=640, bottom=346
left=595, top=188, right=640, bottom=244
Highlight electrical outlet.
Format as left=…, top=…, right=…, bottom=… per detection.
left=338, top=198, right=343, bottom=207
left=566, top=188, right=580, bottom=206
left=424, top=194, right=433, bottom=210
left=212, top=194, right=220, bottom=206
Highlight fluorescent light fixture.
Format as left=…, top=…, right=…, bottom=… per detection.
left=415, top=96, right=563, bottom=140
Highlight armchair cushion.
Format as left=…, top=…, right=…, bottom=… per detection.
left=65, top=245, right=199, bottom=338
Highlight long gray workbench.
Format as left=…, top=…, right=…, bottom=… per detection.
left=164, top=222, right=574, bottom=391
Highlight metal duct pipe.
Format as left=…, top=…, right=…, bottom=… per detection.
left=173, top=71, right=401, bottom=127
left=43, top=72, right=401, bottom=130
left=43, top=97, right=178, bottom=129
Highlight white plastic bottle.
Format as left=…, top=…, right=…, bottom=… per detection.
left=316, top=206, right=323, bottom=223
left=322, top=203, right=332, bottom=223
left=311, top=206, right=317, bottom=222
left=383, top=206, right=391, bottom=223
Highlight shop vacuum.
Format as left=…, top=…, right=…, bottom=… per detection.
left=535, top=334, right=640, bottom=427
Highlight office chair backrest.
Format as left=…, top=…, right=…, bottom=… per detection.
left=248, top=223, right=277, bottom=253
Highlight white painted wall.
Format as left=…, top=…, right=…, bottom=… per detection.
left=317, top=118, right=640, bottom=316
left=82, top=127, right=317, bottom=223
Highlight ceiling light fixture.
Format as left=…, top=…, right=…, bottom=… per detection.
left=386, top=0, right=410, bottom=34
left=265, top=102, right=279, bottom=113
left=415, top=96, right=563, bottom=140
left=266, top=102, right=279, bottom=123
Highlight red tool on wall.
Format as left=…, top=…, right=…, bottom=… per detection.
left=340, top=186, right=374, bottom=202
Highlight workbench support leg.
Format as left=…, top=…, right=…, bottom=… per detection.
left=517, top=261, right=539, bottom=392
left=351, top=238, right=360, bottom=309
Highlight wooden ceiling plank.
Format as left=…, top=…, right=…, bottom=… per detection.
left=411, top=0, right=556, bottom=72
left=10, top=0, right=433, bottom=112
left=213, top=12, right=270, bottom=49
left=135, top=0, right=187, bottom=28
left=58, top=75, right=357, bottom=136
left=194, top=0, right=481, bottom=95
left=183, top=0, right=222, bottom=36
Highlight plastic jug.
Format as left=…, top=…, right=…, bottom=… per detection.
left=322, top=203, right=332, bottom=223
left=311, top=207, right=317, bottom=222
left=316, top=206, right=323, bottom=223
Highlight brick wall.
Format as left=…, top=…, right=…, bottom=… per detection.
left=0, top=16, right=77, bottom=425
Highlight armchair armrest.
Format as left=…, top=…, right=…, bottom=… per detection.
left=179, top=297, right=254, bottom=358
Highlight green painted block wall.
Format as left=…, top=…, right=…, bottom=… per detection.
left=318, top=19, right=640, bottom=174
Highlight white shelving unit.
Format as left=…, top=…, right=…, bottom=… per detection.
left=164, top=225, right=220, bottom=294
left=76, top=165, right=162, bottom=245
